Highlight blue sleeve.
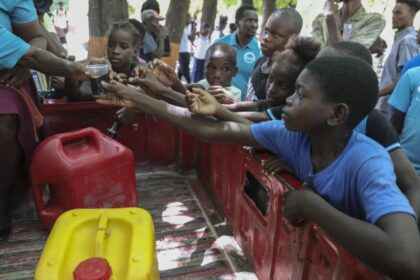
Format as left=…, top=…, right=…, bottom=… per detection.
left=388, top=69, right=415, bottom=113
left=356, top=155, right=415, bottom=223
left=10, top=0, right=37, bottom=24
left=0, top=26, right=30, bottom=68
left=250, top=120, right=298, bottom=163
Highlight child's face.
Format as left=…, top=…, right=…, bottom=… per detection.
left=205, top=51, right=237, bottom=87
left=261, top=15, right=295, bottom=58
left=266, top=61, right=296, bottom=107
left=282, top=69, right=334, bottom=133
left=107, top=30, right=137, bottom=73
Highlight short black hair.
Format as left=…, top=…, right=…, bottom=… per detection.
left=397, top=0, right=420, bottom=13
left=108, top=22, right=143, bottom=49
left=235, top=4, right=257, bottom=24
left=129, top=19, right=146, bottom=43
left=272, top=35, right=320, bottom=80
left=305, top=56, right=378, bottom=128
left=204, top=43, right=237, bottom=65
left=272, top=8, right=303, bottom=34
left=141, top=0, right=160, bottom=14
left=327, top=41, right=373, bottom=66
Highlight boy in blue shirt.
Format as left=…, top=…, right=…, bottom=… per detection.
left=389, top=66, right=420, bottom=176
left=97, top=56, right=420, bottom=278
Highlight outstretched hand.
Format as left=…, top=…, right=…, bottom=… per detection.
left=150, top=59, right=181, bottom=88
left=283, top=183, right=315, bottom=227
left=208, top=86, right=237, bottom=104
left=94, top=80, right=144, bottom=109
left=186, top=88, right=222, bottom=116
left=128, top=68, right=166, bottom=99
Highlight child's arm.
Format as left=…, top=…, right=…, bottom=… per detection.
left=151, top=59, right=187, bottom=94
left=186, top=89, right=254, bottom=125
left=224, top=101, right=258, bottom=112
left=96, top=80, right=262, bottom=147
left=208, top=86, right=238, bottom=104
left=286, top=188, right=420, bottom=279
left=236, top=111, right=271, bottom=123
left=390, top=109, right=405, bottom=134
left=389, top=148, right=420, bottom=220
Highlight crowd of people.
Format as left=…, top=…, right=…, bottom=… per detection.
left=1, top=0, right=420, bottom=278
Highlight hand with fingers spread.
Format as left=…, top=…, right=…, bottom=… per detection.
left=283, top=183, right=314, bottom=227
left=262, top=156, right=293, bottom=175
left=132, top=64, right=149, bottom=79
left=208, top=85, right=237, bottom=104
left=0, top=66, right=32, bottom=87
left=150, top=59, right=180, bottom=88
left=94, top=80, right=144, bottom=109
left=127, top=68, right=167, bottom=99
left=186, top=88, right=222, bottom=116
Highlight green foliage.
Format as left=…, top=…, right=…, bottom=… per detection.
left=221, top=0, right=298, bottom=12
left=128, top=3, right=136, bottom=17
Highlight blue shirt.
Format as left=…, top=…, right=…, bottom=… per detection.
left=215, top=33, right=261, bottom=100
left=251, top=120, right=414, bottom=223
left=0, top=1, right=36, bottom=69
left=401, top=55, right=420, bottom=76
left=377, top=26, right=419, bottom=113
left=388, top=67, right=420, bottom=175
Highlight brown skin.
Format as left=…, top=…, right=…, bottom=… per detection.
left=392, top=3, right=416, bottom=31
left=95, top=77, right=420, bottom=278
left=324, top=0, right=363, bottom=45
left=236, top=9, right=258, bottom=48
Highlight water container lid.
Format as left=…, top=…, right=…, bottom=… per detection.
left=73, top=257, right=112, bottom=280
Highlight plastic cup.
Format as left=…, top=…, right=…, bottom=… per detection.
left=86, top=64, right=109, bottom=95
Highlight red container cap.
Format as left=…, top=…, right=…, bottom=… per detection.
left=73, top=258, right=112, bottom=280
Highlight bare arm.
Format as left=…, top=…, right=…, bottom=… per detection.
left=39, top=23, right=67, bottom=58
left=379, top=82, right=396, bottom=97
left=390, top=149, right=420, bottom=219
left=390, top=108, right=405, bottom=134
left=97, top=81, right=262, bottom=147
left=224, top=101, right=258, bottom=112
left=13, top=20, right=47, bottom=49
left=290, top=190, right=420, bottom=279
left=237, top=111, right=271, bottom=123
left=18, top=47, right=87, bottom=79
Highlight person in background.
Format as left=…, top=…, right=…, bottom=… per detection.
left=141, top=0, right=160, bottom=14
left=312, top=0, right=385, bottom=49
left=376, top=0, right=419, bottom=114
left=0, top=1, right=87, bottom=242
left=215, top=5, right=261, bottom=100
left=246, top=8, right=303, bottom=101
left=211, top=15, right=228, bottom=43
left=229, top=23, right=237, bottom=34
left=177, top=14, right=195, bottom=83
left=128, top=18, right=146, bottom=63
left=400, top=27, right=420, bottom=75
left=192, top=22, right=211, bottom=82
left=53, top=1, right=68, bottom=46
left=140, top=9, right=169, bottom=62
left=389, top=66, right=420, bottom=179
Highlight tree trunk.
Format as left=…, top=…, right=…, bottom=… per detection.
left=164, top=0, right=190, bottom=68
left=201, top=0, right=217, bottom=31
left=241, top=0, right=254, bottom=6
left=261, top=0, right=276, bottom=34
left=88, top=0, right=128, bottom=58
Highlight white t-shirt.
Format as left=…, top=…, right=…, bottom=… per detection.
left=194, top=34, right=211, bottom=60
left=179, top=26, right=191, bottom=53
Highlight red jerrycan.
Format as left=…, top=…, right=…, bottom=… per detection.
left=30, top=127, right=137, bottom=229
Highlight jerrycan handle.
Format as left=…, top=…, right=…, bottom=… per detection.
left=58, top=128, right=103, bottom=159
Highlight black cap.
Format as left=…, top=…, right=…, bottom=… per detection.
left=34, top=0, right=53, bottom=13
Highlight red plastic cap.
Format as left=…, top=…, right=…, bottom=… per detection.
left=73, top=258, right=112, bottom=280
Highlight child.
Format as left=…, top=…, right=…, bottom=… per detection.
left=145, top=43, right=241, bottom=104
left=66, top=22, right=144, bottom=100
left=222, top=36, right=320, bottom=123
left=246, top=8, right=303, bottom=101
left=96, top=56, right=420, bottom=278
